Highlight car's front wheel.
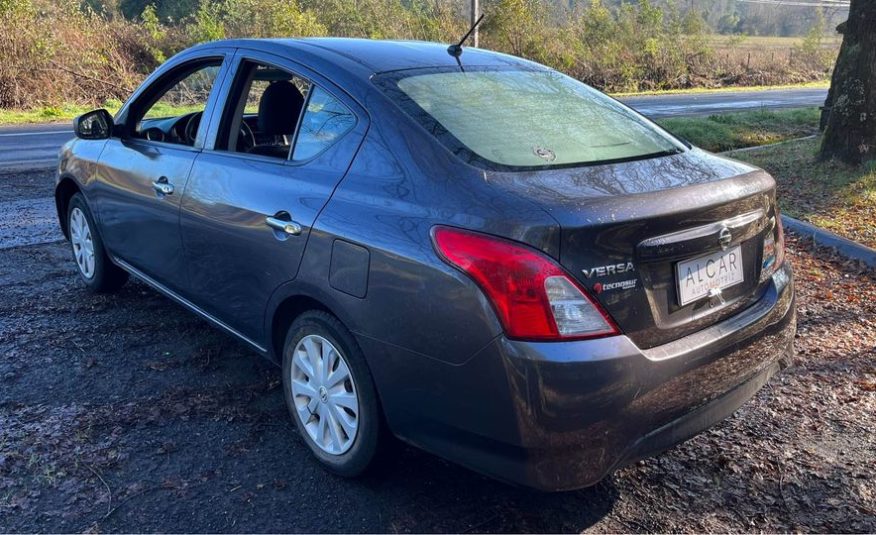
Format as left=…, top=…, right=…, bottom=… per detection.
left=67, top=193, right=128, bottom=293
left=282, top=311, right=382, bottom=476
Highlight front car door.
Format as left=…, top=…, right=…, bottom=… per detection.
left=179, top=51, right=368, bottom=341
left=92, top=51, right=233, bottom=292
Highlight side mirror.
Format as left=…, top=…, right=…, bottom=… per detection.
left=73, top=109, right=114, bottom=140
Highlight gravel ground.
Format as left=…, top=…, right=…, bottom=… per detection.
left=1, top=170, right=874, bottom=533
left=0, top=168, right=62, bottom=250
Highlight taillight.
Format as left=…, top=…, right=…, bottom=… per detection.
left=432, top=226, right=619, bottom=341
left=761, top=212, right=786, bottom=281
left=775, top=213, right=786, bottom=267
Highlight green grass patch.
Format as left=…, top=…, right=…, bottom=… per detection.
left=706, top=34, right=842, bottom=48
left=0, top=101, right=123, bottom=126
left=657, top=107, right=820, bottom=153
left=729, top=136, right=876, bottom=249
left=611, top=80, right=829, bottom=98
left=0, top=100, right=205, bottom=126
left=142, top=103, right=205, bottom=120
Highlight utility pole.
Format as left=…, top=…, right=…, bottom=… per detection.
left=471, top=0, right=480, bottom=47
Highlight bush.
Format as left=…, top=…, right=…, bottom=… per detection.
left=187, top=0, right=326, bottom=41
left=302, top=0, right=465, bottom=42
left=0, top=0, right=837, bottom=111
left=0, top=0, right=155, bottom=107
left=792, top=9, right=834, bottom=74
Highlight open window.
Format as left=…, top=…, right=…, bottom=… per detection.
left=130, top=60, right=222, bottom=146
left=218, top=62, right=310, bottom=159
left=217, top=60, right=356, bottom=162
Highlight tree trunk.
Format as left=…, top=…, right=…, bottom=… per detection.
left=819, top=0, right=876, bottom=165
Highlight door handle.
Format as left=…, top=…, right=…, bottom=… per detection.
left=152, top=177, right=174, bottom=195
left=265, top=215, right=302, bottom=236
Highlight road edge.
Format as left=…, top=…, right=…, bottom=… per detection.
left=720, top=142, right=876, bottom=269
left=724, top=135, right=818, bottom=154
left=782, top=215, right=876, bottom=269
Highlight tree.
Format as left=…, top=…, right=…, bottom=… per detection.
left=483, top=0, right=543, bottom=57
left=819, top=0, right=876, bottom=165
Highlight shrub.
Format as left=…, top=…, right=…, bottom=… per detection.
left=0, top=0, right=838, bottom=111
left=0, top=0, right=156, bottom=107
left=187, top=0, right=326, bottom=41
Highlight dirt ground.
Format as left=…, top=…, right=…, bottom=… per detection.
left=1, top=169, right=874, bottom=533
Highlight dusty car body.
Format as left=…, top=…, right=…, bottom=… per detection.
left=56, top=38, right=795, bottom=491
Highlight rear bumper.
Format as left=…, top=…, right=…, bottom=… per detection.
left=363, top=262, right=795, bottom=491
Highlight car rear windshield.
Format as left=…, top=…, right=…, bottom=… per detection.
left=374, top=67, right=685, bottom=171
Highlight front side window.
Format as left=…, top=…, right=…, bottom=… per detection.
left=143, top=65, right=220, bottom=120
left=292, top=87, right=356, bottom=161
left=133, top=61, right=222, bottom=146
left=375, top=67, right=686, bottom=170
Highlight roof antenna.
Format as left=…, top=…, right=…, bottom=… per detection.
left=447, top=13, right=484, bottom=62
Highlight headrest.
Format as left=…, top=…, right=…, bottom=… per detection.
left=258, top=81, right=304, bottom=136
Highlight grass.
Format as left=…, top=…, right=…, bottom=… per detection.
left=0, top=100, right=202, bottom=126
left=657, top=107, right=820, bottom=153
left=0, top=102, right=120, bottom=126
left=613, top=80, right=829, bottom=98
left=729, top=136, right=876, bottom=249
left=706, top=34, right=842, bottom=47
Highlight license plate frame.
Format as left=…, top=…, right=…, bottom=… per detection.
left=675, top=245, right=744, bottom=306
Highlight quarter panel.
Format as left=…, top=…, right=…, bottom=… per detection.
left=305, top=99, right=561, bottom=366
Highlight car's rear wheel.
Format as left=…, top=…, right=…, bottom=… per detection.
left=282, top=310, right=381, bottom=476
left=67, top=193, right=128, bottom=293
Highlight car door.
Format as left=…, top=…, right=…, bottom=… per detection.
left=179, top=52, right=368, bottom=341
left=93, top=53, right=232, bottom=292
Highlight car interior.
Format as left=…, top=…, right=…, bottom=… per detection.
left=132, top=61, right=221, bottom=146
left=222, top=63, right=311, bottom=158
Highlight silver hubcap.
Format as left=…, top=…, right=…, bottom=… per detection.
left=69, top=207, right=95, bottom=279
left=290, top=335, right=359, bottom=455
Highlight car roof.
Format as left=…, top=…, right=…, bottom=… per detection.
left=194, top=37, right=535, bottom=75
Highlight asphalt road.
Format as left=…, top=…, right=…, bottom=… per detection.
left=0, top=87, right=827, bottom=171
left=620, top=87, right=827, bottom=118
left=0, top=123, right=72, bottom=170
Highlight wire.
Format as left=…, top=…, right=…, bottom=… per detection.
left=736, top=0, right=849, bottom=6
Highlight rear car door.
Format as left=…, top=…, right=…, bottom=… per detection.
left=179, top=51, right=368, bottom=341
left=93, top=53, right=232, bottom=292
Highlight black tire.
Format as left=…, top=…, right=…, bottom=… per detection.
left=67, top=193, right=128, bottom=293
left=282, top=310, right=382, bottom=477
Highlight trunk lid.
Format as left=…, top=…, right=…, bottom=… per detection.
left=486, top=149, right=780, bottom=349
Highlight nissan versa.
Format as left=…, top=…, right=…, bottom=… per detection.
left=55, top=38, right=795, bottom=491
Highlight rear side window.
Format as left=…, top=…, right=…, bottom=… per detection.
left=292, top=87, right=357, bottom=161
left=217, top=61, right=311, bottom=160
left=375, top=67, right=685, bottom=170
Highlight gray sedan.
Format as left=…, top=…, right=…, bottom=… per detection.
left=56, top=38, right=795, bottom=491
